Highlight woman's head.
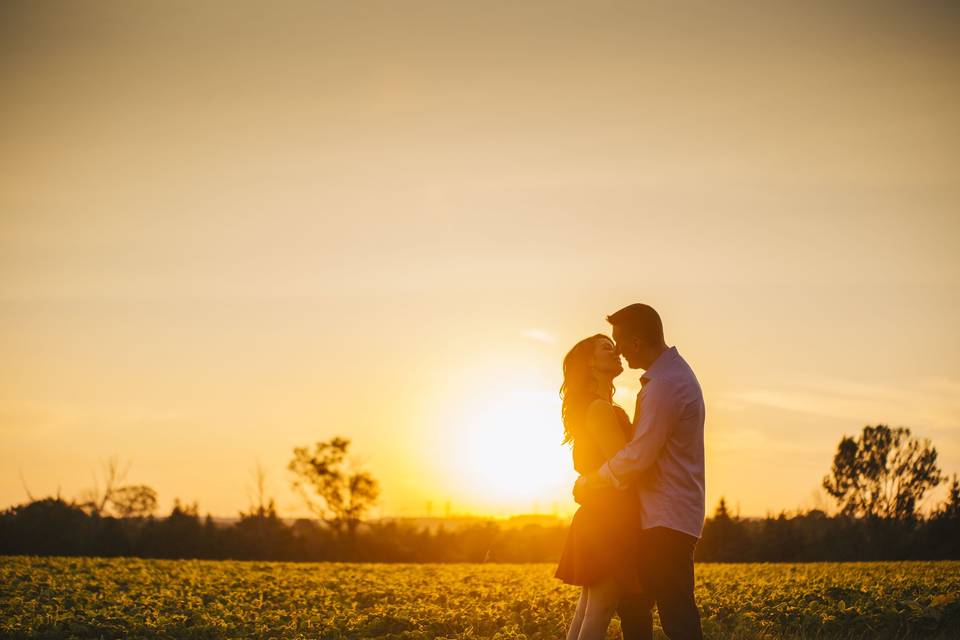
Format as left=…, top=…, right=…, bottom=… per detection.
left=560, top=334, right=623, bottom=444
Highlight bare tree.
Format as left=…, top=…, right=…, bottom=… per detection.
left=823, top=424, right=943, bottom=521
left=19, top=469, right=35, bottom=502
left=78, top=457, right=128, bottom=515
left=288, top=437, right=379, bottom=538
left=78, top=456, right=157, bottom=518
left=243, top=461, right=277, bottom=518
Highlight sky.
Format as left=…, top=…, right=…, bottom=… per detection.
left=2, top=0, right=959, bottom=520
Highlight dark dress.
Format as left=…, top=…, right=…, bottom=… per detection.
left=555, top=402, right=642, bottom=591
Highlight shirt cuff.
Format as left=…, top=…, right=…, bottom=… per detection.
left=597, top=461, right=625, bottom=490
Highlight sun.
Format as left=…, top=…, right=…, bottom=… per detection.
left=453, top=387, right=576, bottom=513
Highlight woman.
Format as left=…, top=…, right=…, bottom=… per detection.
left=555, top=334, right=642, bottom=640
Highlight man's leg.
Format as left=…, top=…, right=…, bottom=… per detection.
left=643, top=527, right=703, bottom=640
left=616, top=589, right=654, bottom=640
left=619, top=524, right=655, bottom=640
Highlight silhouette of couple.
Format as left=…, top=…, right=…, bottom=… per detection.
left=555, top=303, right=705, bottom=640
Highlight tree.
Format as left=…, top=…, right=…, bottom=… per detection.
left=715, top=497, right=732, bottom=520
left=234, top=462, right=292, bottom=559
left=928, top=474, right=960, bottom=559
left=695, top=498, right=751, bottom=562
left=939, top=474, right=960, bottom=519
left=244, top=462, right=278, bottom=520
left=0, top=498, right=93, bottom=556
left=822, top=425, right=943, bottom=521
left=288, top=437, right=379, bottom=538
left=78, top=457, right=158, bottom=518
left=109, top=485, right=158, bottom=518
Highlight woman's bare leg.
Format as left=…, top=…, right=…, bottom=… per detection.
left=567, top=588, right=587, bottom=640
left=577, top=578, right=620, bottom=640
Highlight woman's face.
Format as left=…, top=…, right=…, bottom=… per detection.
left=592, top=337, right=623, bottom=377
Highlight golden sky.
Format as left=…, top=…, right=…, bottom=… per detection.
left=2, top=0, right=959, bottom=519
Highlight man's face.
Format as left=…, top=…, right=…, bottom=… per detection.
left=611, top=324, right=642, bottom=369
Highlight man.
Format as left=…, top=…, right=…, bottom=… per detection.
left=575, top=303, right=705, bottom=640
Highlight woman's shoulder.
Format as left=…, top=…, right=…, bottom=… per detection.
left=585, top=397, right=614, bottom=417
left=585, top=398, right=629, bottom=420
left=585, top=399, right=621, bottom=433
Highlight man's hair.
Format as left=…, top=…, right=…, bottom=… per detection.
left=606, top=303, right=664, bottom=345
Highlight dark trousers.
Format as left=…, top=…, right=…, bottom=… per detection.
left=617, top=527, right=703, bottom=640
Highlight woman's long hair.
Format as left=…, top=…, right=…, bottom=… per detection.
left=560, top=334, right=614, bottom=445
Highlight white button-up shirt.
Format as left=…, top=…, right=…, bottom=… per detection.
left=598, top=346, right=706, bottom=539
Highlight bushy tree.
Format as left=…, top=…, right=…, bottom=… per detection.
left=822, top=425, right=942, bottom=521
left=288, top=437, right=379, bottom=538
left=109, top=485, right=158, bottom=518
left=939, top=474, right=960, bottom=519
left=0, top=498, right=92, bottom=555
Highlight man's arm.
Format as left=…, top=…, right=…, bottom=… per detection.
left=576, top=379, right=680, bottom=492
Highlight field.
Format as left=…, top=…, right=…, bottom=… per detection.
left=2, top=557, right=960, bottom=639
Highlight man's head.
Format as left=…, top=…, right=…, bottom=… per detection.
left=607, top=303, right=667, bottom=370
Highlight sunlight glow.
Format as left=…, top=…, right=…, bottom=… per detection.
left=453, top=387, right=574, bottom=513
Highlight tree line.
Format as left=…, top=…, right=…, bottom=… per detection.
left=2, top=424, right=958, bottom=562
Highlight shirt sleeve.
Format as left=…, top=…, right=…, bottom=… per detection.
left=597, top=378, right=680, bottom=488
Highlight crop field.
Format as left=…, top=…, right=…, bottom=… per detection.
left=2, top=557, right=959, bottom=639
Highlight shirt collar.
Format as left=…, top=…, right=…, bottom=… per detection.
left=640, top=346, right=678, bottom=386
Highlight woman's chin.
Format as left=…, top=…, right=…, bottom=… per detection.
left=603, top=366, right=624, bottom=379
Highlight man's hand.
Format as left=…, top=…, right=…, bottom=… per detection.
left=572, top=471, right=608, bottom=504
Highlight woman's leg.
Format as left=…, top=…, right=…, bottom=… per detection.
left=566, top=588, right=588, bottom=640
left=577, top=578, right=620, bottom=640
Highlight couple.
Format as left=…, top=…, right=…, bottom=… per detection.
left=555, top=303, right=705, bottom=640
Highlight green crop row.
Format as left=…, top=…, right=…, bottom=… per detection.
left=2, top=557, right=959, bottom=639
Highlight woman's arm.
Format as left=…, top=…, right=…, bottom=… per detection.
left=585, top=399, right=628, bottom=461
